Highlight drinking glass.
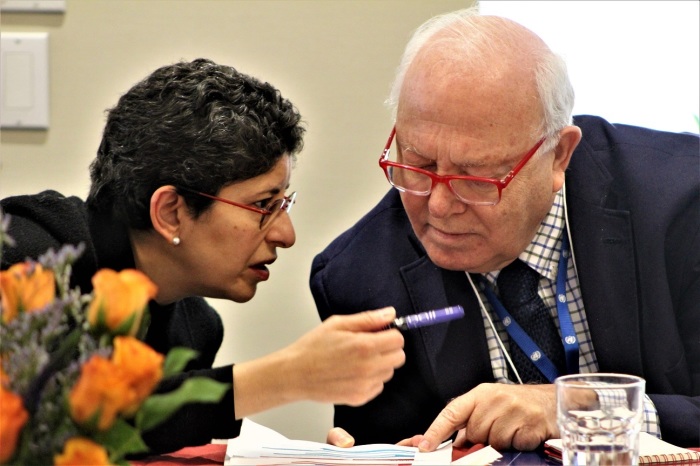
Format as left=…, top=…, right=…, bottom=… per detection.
left=556, top=373, right=646, bottom=466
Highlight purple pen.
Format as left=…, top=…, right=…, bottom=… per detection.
left=390, top=305, right=465, bottom=331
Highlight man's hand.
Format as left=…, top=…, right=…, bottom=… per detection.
left=413, top=383, right=559, bottom=452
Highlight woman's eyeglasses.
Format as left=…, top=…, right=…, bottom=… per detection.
left=178, top=187, right=296, bottom=229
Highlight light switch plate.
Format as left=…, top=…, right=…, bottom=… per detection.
left=0, top=32, right=50, bottom=129
left=0, top=0, right=66, bottom=13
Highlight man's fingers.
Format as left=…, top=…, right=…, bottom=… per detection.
left=418, top=396, right=473, bottom=452
left=454, top=428, right=469, bottom=448
left=327, top=427, right=354, bottom=447
left=397, top=435, right=423, bottom=447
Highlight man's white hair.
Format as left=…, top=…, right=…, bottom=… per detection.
left=386, top=6, right=575, bottom=143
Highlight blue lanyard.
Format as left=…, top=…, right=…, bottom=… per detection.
left=478, top=235, right=579, bottom=382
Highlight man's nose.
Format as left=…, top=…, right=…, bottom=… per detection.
left=427, top=181, right=465, bottom=218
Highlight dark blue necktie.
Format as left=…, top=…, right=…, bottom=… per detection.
left=497, top=259, right=565, bottom=383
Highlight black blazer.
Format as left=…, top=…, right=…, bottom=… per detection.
left=310, top=115, right=700, bottom=447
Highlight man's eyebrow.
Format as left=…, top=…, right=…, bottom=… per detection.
left=399, top=143, right=428, bottom=157
left=400, top=143, right=489, bottom=169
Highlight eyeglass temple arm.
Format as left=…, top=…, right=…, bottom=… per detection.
left=381, top=126, right=397, bottom=159
left=500, top=137, right=546, bottom=186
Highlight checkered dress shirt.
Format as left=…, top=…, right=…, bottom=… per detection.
left=471, top=188, right=661, bottom=437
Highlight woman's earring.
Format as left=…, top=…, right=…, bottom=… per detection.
left=172, top=236, right=181, bottom=246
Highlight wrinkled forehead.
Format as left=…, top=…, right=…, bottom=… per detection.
left=402, top=55, right=540, bottom=133
left=397, top=24, right=545, bottom=141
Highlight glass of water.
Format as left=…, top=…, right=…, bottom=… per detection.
left=555, top=373, right=646, bottom=466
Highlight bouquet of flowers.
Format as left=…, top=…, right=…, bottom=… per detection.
left=0, top=212, right=229, bottom=465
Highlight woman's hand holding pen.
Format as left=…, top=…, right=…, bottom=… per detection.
left=232, top=307, right=405, bottom=421
left=285, top=307, right=406, bottom=406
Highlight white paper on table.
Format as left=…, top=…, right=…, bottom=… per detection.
left=450, top=445, right=502, bottom=465
left=225, top=418, right=419, bottom=465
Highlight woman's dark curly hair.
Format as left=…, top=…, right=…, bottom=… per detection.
left=86, top=58, right=305, bottom=230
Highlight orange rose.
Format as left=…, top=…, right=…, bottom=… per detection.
left=54, top=437, right=112, bottom=466
left=87, top=269, right=157, bottom=336
left=0, top=385, right=29, bottom=463
left=111, top=336, right=164, bottom=414
left=68, top=355, right=135, bottom=431
left=0, top=262, right=55, bottom=323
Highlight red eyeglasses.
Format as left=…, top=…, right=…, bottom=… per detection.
left=178, top=187, right=296, bottom=229
left=379, top=126, right=546, bottom=206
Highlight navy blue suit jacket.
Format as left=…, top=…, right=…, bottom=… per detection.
left=310, top=115, right=700, bottom=447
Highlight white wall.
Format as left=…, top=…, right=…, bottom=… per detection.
left=479, top=0, right=699, bottom=134
left=0, top=0, right=469, bottom=442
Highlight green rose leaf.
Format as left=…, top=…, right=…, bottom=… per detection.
left=162, top=347, right=199, bottom=377
left=136, top=377, right=230, bottom=432
left=94, top=418, right=149, bottom=460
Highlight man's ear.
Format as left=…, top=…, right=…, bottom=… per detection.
left=552, top=125, right=582, bottom=192
left=150, top=186, right=184, bottom=244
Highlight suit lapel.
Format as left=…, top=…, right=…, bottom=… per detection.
left=566, top=140, right=644, bottom=375
left=400, top=252, right=493, bottom=401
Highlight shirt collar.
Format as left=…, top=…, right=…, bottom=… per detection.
left=485, top=188, right=566, bottom=283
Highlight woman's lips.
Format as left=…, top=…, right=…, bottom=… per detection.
left=249, top=261, right=273, bottom=281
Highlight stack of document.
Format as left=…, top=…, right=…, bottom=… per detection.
left=225, top=419, right=459, bottom=465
